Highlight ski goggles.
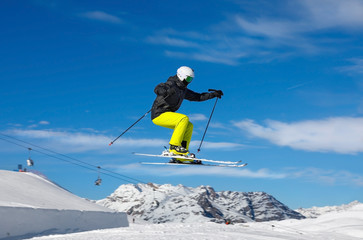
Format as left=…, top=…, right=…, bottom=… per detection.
left=185, top=76, right=194, bottom=83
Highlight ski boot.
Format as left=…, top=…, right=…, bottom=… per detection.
left=169, top=144, right=194, bottom=164
left=169, top=145, right=189, bottom=155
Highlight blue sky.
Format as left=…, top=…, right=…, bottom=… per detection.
left=1, top=0, right=363, bottom=209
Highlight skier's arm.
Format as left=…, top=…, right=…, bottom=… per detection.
left=185, top=89, right=223, bottom=102
left=154, top=83, right=169, bottom=96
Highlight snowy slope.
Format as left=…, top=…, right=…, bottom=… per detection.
left=0, top=170, right=111, bottom=211
left=97, top=183, right=304, bottom=223
left=0, top=170, right=128, bottom=239
left=26, top=202, right=363, bottom=240
left=269, top=202, right=363, bottom=239
left=295, top=200, right=361, bottom=218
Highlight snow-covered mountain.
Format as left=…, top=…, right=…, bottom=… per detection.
left=295, top=200, right=361, bottom=218
left=97, top=183, right=304, bottom=224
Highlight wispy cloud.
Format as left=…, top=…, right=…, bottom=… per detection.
left=147, top=0, right=363, bottom=65
left=2, top=128, right=243, bottom=153
left=302, top=0, right=363, bottom=30
left=235, top=0, right=363, bottom=38
left=189, top=140, right=245, bottom=150
left=146, top=36, right=200, bottom=48
left=119, top=163, right=286, bottom=179
left=286, top=81, right=312, bottom=90
left=3, top=129, right=162, bottom=153
left=234, top=117, right=363, bottom=154
left=118, top=164, right=363, bottom=187
left=27, top=120, right=51, bottom=129
left=39, top=121, right=50, bottom=125
left=288, top=167, right=363, bottom=187
left=188, top=114, right=207, bottom=121
left=164, top=48, right=244, bottom=66
left=79, top=11, right=123, bottom=24
left=338, top=58, right=363, bottom=75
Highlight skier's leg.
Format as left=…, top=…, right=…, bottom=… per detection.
left=153, top=112, right=194, bottom=162
left=182, top=122, right=193, bottom=150
left=169, top=115, right=190, bottom=148
left=152, top=112, right=190, bottom=148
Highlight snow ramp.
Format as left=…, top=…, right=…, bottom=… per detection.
left=0, top=170, right=128, bottom=239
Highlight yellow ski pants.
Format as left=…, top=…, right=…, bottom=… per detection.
left=152, top=112, right=193, bottom=149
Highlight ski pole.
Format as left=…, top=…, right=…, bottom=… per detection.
left=197, top=90, right=219, bottom=152
left=109, top=109, right=152, bottom=146
left=109, top=92, right=173, bottom=146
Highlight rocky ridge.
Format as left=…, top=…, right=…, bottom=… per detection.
left=97, top=183, right=304, bottom=223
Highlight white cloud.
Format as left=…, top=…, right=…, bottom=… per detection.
left=210, top=122, right=229, bottom=129
left=148, top=0, right=363, bottom=64
left=119, top=163, right=286, bottom=179
left=165, top=50, right=241, bottom=66
left=288, top=167, right=363, bottom=187
left=339, top=58, right=363, bottom=75
left=188, top=114, right=207, bottom=121
left=7, top=123, right=23, bottom=127
left=239, top=0, right=363, bottom=49
left=39, top=121, right=50, bottom=125
left=80, top=11, right=122, bottom=24
left=235, top=16, right=304, bottom=39
left=119, top=164, right=363, bottom=187
left=3, top=128, right=243, bottom=153
left=5, top=129, right=164, bottom=153
left=302, top=0, right=363, bottom=29
left=235, top=0, right=363, bottom=39
left=146, top=36, right=200, bottom=48
left=189, top=140, right=245, bottom=150
left=234, top=117, right=363, bottom=154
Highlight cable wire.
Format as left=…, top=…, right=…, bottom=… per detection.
left=0, top=133, right=146, bottom=184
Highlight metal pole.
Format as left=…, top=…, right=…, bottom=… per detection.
left=197, top=96, right=219, bottom=152
left=109, top=109, right=152, bottom=146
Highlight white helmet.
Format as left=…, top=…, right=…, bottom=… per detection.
left=177, top=66, right=194, bottom=84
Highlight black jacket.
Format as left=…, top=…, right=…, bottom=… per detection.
left=151, top=75, right=216, bottom=120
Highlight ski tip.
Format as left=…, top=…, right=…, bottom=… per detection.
left=109, top=142, right=113, bottom=146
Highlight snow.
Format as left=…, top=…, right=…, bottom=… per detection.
left=97, top=183, right=304, bottom=224
left=0, top=170, right=128, bottom=239
left=1, top=169, right=363, bottom=240
left=0, top=170, right=110, bottom=211
left=25, top=206, right=363, bottom=240
left=295, top=200, right=361, bottom=218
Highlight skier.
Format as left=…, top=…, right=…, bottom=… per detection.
left=151, top=66, right=223, bottom=161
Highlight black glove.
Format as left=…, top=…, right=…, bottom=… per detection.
left=210, top=89, right=223, bottom=99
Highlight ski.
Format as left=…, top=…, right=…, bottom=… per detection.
left=133, top=151, right=241, bottom=165
left=140, top=162, right=248, bottom=168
